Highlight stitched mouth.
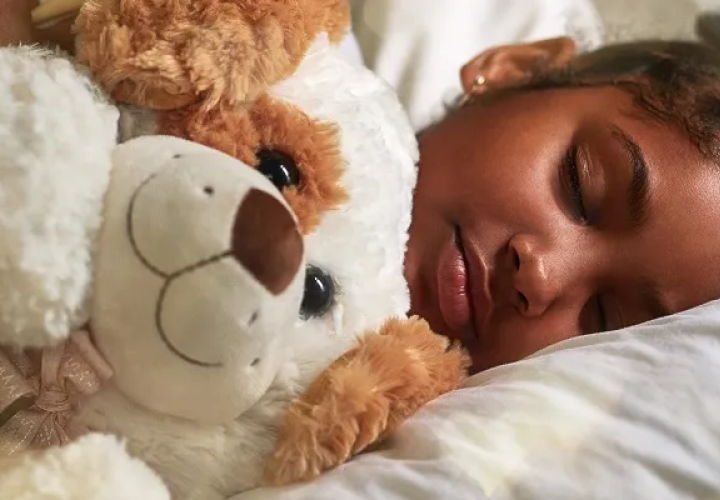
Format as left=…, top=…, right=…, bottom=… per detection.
left=127, top=173, right=228, bottom=368
left=155, top=272, right=225, bottom=368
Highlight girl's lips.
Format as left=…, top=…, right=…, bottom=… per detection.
left=437, top=227, right=473, bottom=335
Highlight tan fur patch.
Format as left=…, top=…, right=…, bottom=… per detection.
left=321, top=0, right=352, bottom=44
left=263, top=317, right=470, bottom=485
left=157, top=95, right=347, bottom=234
left=76, top=0, right=351, bottom=109
left=156, top=101, right=260, bottom=165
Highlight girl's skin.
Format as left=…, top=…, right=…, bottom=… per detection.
left=5, top=4, right=720, bottom=373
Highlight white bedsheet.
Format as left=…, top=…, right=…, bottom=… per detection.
left=236, top=299, right=720, bottom=500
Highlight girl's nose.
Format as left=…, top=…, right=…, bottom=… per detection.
left=509, top=233, right=563, bottom=317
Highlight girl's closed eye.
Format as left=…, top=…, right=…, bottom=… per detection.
left=561, top=144, right=611, bottom=333
left=562, top=143, right=590, bottom=225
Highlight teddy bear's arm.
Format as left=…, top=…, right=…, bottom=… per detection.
left=262, top=317, right=470, bottom=487
left=73, top=0, right=350, bottom=110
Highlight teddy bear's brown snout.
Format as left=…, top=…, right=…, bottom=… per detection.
left=232, top=189, right=303, bottom=296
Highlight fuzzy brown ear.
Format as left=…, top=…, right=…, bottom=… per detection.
left=75, top=0, right=350, bottom=110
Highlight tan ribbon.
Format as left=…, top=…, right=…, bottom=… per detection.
left=0, top=331, right=113, bottom=456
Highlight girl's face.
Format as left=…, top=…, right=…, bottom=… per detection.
left=405, top=85, right=720, bottom=373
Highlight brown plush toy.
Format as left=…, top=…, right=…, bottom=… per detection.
left=77, top=0, right=350, bottom=110
left=26, top=0, right=470, bottom=495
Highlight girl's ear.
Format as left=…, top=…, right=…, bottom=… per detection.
left=460, top=37, right=576, bottom=96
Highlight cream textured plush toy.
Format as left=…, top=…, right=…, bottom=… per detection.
left=0, top=45, right=306, bottom=500
left=0, top=2, right=468, bottom=498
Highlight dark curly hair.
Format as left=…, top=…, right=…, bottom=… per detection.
left=524, top=40, right=720, bottom=164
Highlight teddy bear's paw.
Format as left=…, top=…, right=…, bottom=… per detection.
left=342, top=317, right=470, bottom=439
left=262, top=317, right=469, bottom=487
left=261, top=408, right=351, bottom=487
left=381, top=317, right=471, bottom=417
left=262, top=364, right=392, bottom=486
left=0, top=434, right=170, bottom=500
left=75, top=0, right=350, bottom=110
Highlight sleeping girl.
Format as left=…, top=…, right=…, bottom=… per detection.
left=4, top=0, right=720, bottom=375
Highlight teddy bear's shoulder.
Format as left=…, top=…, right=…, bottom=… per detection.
left=0, top=47, right=119, bottom=348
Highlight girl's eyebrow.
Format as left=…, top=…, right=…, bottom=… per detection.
left=609, top=125, right=651, bottom=228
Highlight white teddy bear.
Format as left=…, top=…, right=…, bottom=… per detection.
left=0, top=35, right=466, bottom=499
left=0, top=45, right=306, bottom=500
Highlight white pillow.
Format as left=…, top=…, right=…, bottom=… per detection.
left=349, top=0, right=604, bottom=131
left=236, top=299, right=720, bottom=499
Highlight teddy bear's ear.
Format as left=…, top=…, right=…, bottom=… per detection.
left=0, top=47, right=117, bottom=347
left=75, top=0, right=351, bottom=110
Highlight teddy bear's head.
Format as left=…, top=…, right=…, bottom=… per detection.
left=90, top=136, right=306, bottom=423
left=70, top=0, right=421, bottom=413
left=89, top=33, right=419, bottom=425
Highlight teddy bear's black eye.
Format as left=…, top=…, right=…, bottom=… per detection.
left=256, top=149, right=300, bottom=190
left=300, top=266, right=335, bottom=318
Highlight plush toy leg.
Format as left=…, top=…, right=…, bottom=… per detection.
left=0, top=433, right=171, bottom=500
left=263, top=317, right=470, bottom=486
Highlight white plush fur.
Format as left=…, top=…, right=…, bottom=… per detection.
left=0, top=435, right=169, bottom=500
left=77, top=370, right=300, bottom=500
left=0, top=46, right=117, bottom=347
left=271, top=34, right=418, bottom=379
left=0, top=28, right=418, bottom=500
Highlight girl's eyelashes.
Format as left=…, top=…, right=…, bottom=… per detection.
left=562, top=144, right=608, bottom=334
left=562, top=144, right=589, bottom=225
